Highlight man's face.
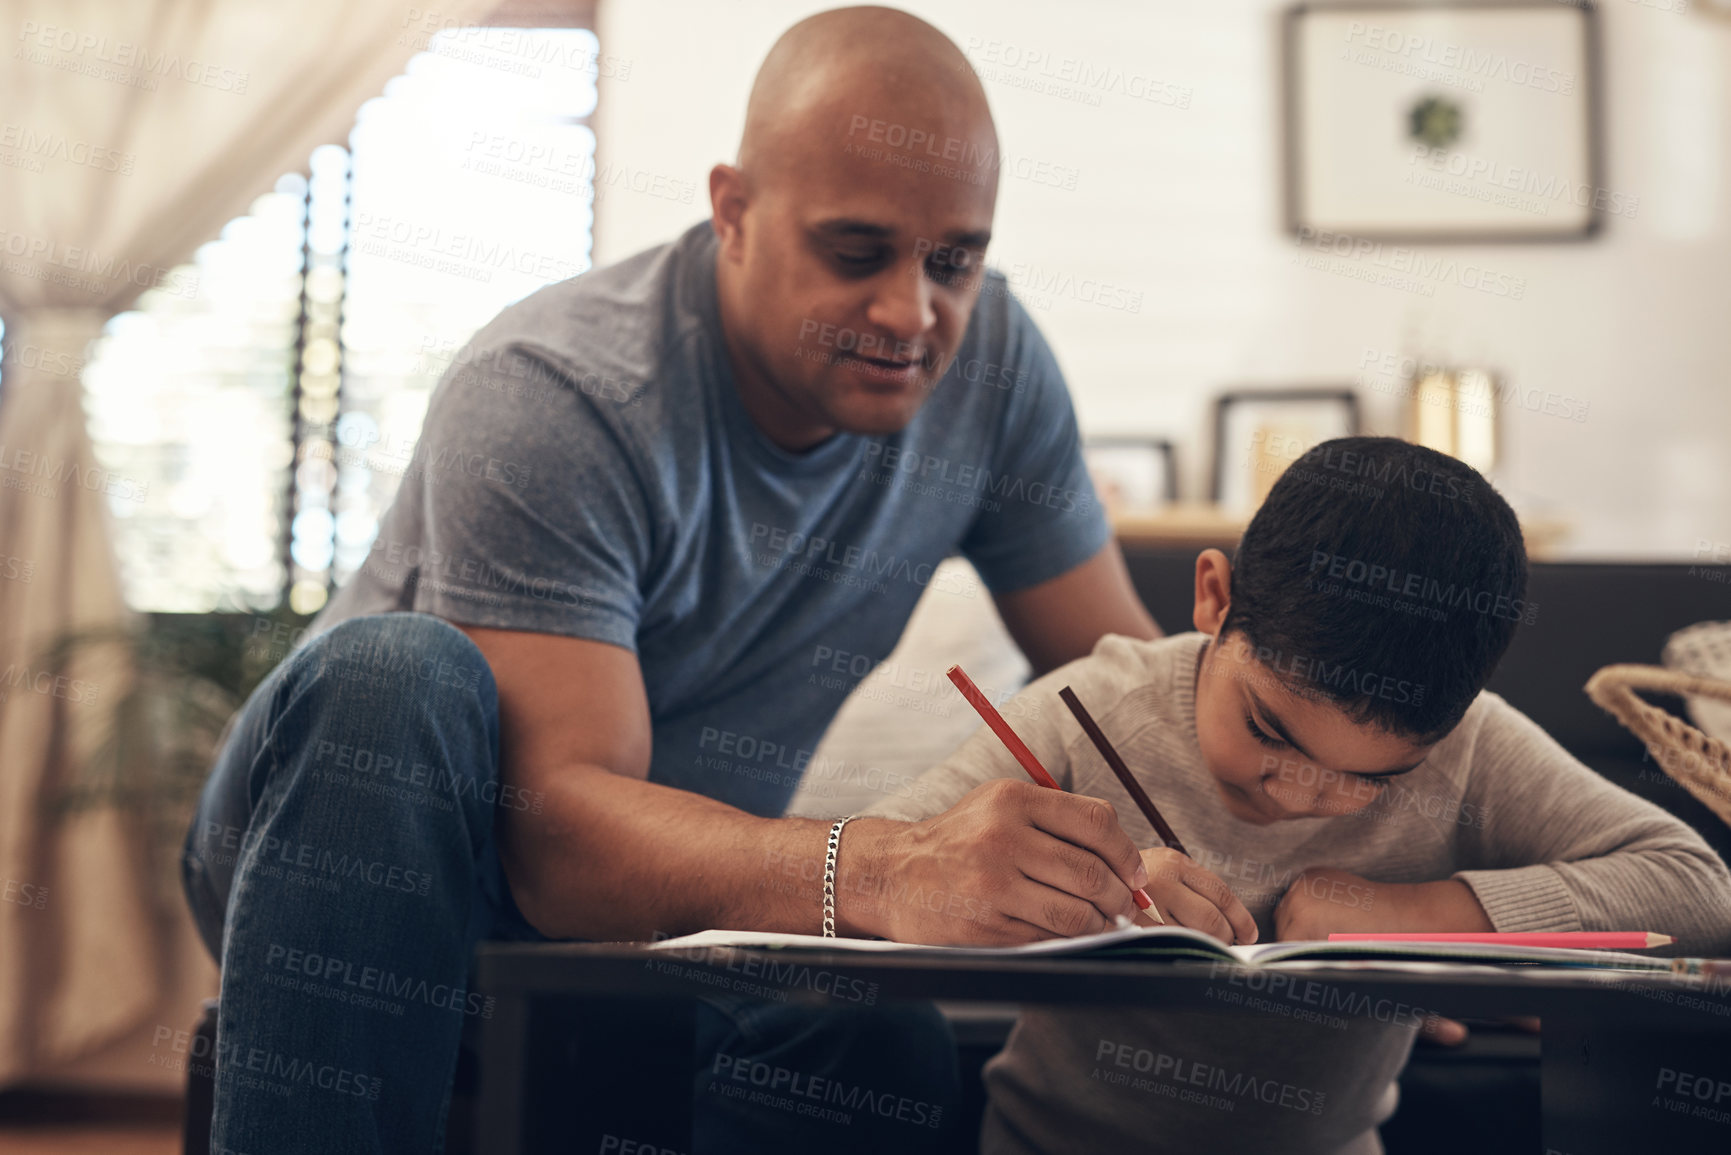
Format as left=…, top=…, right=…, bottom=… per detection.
left=719, top=113, right=999, bottom=437
left=1193, top=632, right=1435, bottom=825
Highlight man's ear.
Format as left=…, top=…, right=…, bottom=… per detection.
left=1192, top=548, right=1233, bottom=636
left=709, top=164, right=748, bottom=260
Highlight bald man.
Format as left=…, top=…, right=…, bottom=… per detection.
left=181, top=7, right=1161, bottom=1153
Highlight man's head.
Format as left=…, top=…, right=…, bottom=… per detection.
left=709, top=6, right=1000, bottom=448
left=1189, top=436, right=1529, bottom=824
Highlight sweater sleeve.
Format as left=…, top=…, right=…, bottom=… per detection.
left=858, top=653, right=1101, bottom=823
left=1449, top=694, right=1731, bottom=956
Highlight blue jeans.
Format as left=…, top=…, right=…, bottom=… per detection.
left=182, top=612, right=961, bottom=1154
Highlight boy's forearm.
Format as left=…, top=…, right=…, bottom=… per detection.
left=1277, top=868, right=1493, bottom=939
left=1396, top=879, right=1495, bottom=932
left=1458, top=847, right=1731, bottom=953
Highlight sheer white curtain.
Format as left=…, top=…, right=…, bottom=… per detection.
left=0, top=0, right=499, bottom=1084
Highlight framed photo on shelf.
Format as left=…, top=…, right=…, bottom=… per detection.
left=1083, top=438, right=1179, bottom=515
left=1211, top=389, right=1361, bottom=513
left=1283, top=1, right=1602, bottom=242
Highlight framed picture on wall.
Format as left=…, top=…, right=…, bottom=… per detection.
left=1283, top=1, right=1603, bottom=241
left=1084, top=438, right=1179, bottom=515
left=1211, top=389, right=1361, bottom=513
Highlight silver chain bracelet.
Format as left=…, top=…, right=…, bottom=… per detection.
left=822, top=815, right=858, bottom=938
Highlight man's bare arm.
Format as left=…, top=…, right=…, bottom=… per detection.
left=992, top=540, right=1161, bottom=677
left=459, top=625, right=1150, bottom=944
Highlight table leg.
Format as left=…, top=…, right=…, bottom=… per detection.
left=474, top=991, right=530, bottom=1155
left=563, top=995, right=695, bottom=1149
left=1541, top=1014, right=1731, bottom=1153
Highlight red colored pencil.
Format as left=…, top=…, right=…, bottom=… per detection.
left=1327, top=932, right=1674, bottom=949
left=946, top=665, right=1159, bottom=918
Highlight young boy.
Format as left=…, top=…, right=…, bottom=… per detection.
left=862, top=436, right=1731, bottom=1154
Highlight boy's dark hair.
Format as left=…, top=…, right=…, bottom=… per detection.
left=1220, top=435, right=1528, bottom=743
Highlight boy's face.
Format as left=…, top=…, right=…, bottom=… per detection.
left=1189, top=550, right=1436, bottom=825
left=1193, top=634, right=1435, bottom=824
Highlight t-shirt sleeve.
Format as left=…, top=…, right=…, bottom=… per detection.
left=958, top=293, right=1110, bottom=595
left=396, top=341, right=651, bottom=651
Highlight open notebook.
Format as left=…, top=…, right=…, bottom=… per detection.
left=648, top=924, right=1671, bottom=971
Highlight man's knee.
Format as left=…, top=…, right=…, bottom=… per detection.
left=281, top=613, right=504, bottom=824
left=299, top=613, right=497, bottom=712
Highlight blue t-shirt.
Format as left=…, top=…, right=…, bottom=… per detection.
left=315, top=222, right=1107, bottom=816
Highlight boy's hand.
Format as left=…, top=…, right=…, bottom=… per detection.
left=1134, top=847, right=1258, bottom=945
left=1274, top=868, right=1494, bottom=941
left=1277, top=868, right=1498, bottom=1048
left=1273, top=867, right=1386, bottom=941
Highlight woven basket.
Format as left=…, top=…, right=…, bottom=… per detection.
left=1663, top=621, right=1731, bottom=742
left=1585, top=664, right=1731, bottom=831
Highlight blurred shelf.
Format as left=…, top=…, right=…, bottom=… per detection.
left=1112, top=504, right=1571, bottom=560
left=1111, top=504, right=1248, bottom=552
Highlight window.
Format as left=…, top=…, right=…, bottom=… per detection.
left=81, top=185, right=303, bottom=612
left=82, top=25, right=600, bottom=614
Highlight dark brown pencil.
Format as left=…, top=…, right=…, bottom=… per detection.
left=1059, top=685, right=1189, bottom=857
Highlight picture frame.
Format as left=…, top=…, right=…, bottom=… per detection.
left=1083, top=438, right=1179, bottom=514
left=1283, top=1, right=1604, bottom=242
left=1211, top=388, right=1362, bottom=512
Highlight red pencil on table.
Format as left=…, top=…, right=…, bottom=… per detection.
left=945, top=664, right=1161, bottom=920
left=1327, top=931, right=1675, bottom=949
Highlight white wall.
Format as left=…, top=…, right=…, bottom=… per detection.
left=594, top=0, right=1731, bottom=558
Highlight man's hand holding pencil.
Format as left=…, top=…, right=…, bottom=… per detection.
left=853, top=778, right=1155, bottom=945
left=857, top=781, right=1258, bottom=947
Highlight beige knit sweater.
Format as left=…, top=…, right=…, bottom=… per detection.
left=862, top=632, right=1731, bottom=1154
